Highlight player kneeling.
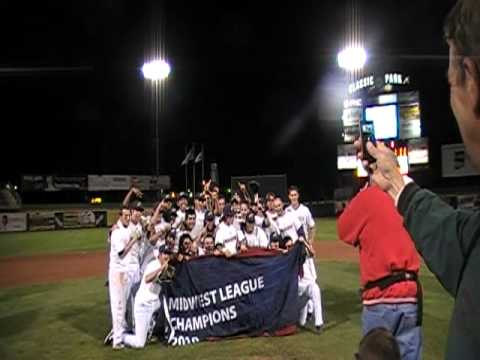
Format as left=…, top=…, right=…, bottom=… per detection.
left=122, top=245, right=174, bottom=348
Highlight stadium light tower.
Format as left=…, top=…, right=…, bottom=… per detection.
left=142, top=59, right=171, bottom=81
left=142, top=59, right=171, bottom=176
left=337, top=46, right=367, bottom=71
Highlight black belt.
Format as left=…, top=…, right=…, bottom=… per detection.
left=363, top=271, right=423, bottom=326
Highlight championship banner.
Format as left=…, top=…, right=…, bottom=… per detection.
left=0, top=213, right=27, bottom=232
left=163, top=244, right=303, bottom=346
left=54, top=210, right=107, bottom=229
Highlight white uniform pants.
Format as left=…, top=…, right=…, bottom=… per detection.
left=298, top=279, right=324, bottom=327
left=123, top=298, right=161, bottom=348
left=108, top=269, right=137, bottom=346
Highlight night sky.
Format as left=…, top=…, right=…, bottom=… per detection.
left=1, top=0, right=460, bottom=200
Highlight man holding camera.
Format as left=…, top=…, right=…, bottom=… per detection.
left=355, top=1, right=480, bottom=357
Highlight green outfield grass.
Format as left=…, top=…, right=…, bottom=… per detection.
left=314, top=218, right=338, bottom=242
left=0, top=228, right=108, bottom=258
left=0, top=261, right=452, bottom=360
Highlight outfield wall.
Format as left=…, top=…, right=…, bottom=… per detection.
left=0, top=209, right=112, bottom=233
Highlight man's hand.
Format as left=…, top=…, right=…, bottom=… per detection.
left=131, top=187, right=143, bottom=198
left=354, top=140, right=406, bottom=199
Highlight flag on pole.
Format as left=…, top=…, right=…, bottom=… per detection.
left=181, top=147, right=195, bottom=166
left=194, top=150, right=203, bottom=164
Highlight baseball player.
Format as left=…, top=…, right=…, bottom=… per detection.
left=271, top=197, right=305, bottom=242
left=298, top=239, right=324, bottom=333
left=172, top=193, right=189, bottom=229
left=175, top=208, right=197, bottom=252
left=286, top=185, right=318, bottom=317
left=238, top=212, right=269, bottom=249
left=286, top=186, right=316, bottom=243
left=105, top=207, right=143, bottom=349
left=123, top=245, right=173, bottom=348
left=215, top=206, right=245, bottom=257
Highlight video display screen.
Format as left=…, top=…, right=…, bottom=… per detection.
left=364, top=104, right=398, bottom=140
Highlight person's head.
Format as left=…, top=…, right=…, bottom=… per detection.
left=265, top=192, right=275, bottom=211
left=355, top=327, right=401, bottom=360
left=270, top=233, right=281, bottom=249
left=162, top=196, right=173, bottom=210
left=165, top=231, right=176, bottom=248
left=240, top=201, right=250, bottom=218
left=223, top=206, right=235, bottom=225
left=205, top=211, right=215, bottom=226
left=231, top=199, right=240, bottom=213
left=119, top=207, right=130, bottom=227
left=184, top=208, right=196, bottom=230
left=162, top=209, right=177, bottom=224
left=157, top=245, right=173, bottom=264
left=288, top=185, right=300, bottom=206
left=130, top=202, right=144, bottom=224
left=245, top=212, right=256, bottom=232
left=444, top=0, right=480, bottom=170
left=203, top=234, right=215, bottom=252
left=177, top=194, right=188, bottom=211
left=280, top=236, right=293, bottom=250
left=217, top=195, right=226, bottom=212
left=210, top=182, right=220, bottom=193
left=179, top=233, right=193, bottom=255
left=273, top=197, right=284, bottom=216
left=194, top=194, right=206, bottom=210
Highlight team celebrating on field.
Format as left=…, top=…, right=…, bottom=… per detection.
left=104, top=181, right=324, bottom=350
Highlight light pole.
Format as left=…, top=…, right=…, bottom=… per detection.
left=142, top=59, right=171, bottom=176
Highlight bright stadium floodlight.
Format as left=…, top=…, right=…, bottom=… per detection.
left=142, top=59, right=171, bottom=81
left=337, top=46, right=367, bottom=71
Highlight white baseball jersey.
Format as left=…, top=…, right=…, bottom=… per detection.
left=191, top=209, right=206, bottom=240
left=215, top=222, right=239, bottom=255
left=286, top=204, right=315, bottom=241
left=238, top=226, right=269, bottom=249
left=274, top=211, right=303, bottom=243
left=254, top=214, right=265, bottom=228
left=127, top=221, right=143, bottom=272
left=173, top=209, right=186, bottom=228
left=109, top=220, right=132, bottom=272
left=134, top=260, right=163, bottom=304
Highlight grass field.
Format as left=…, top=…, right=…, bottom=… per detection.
left=0, top=219, right=454, bottom=359
left=0, top=218, right=337, bottom=258
left=0, top=261, right=452, bottom=360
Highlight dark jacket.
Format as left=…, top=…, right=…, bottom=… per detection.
left=398, top=183, right=480, bottom=359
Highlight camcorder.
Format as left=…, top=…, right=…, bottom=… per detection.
left=359, top=120, right=376, bottom=165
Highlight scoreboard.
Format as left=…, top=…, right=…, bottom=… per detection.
left=337, top=73, right=428, bottom=176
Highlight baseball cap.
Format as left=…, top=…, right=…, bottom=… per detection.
left=132, top=201, right=144, bottom=212
left=195, top=193, right=206, bottom=201
left=205, top=211, right=215, bottom=222
left=157, top=244, right=173, bottom=255
left=178, top=192, right=188, bottom=200
left=246, top=212, right=256, bottom=224
left=163, top=195, right=173, bottom=203
left=270, top=232, right=281, bottom=243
